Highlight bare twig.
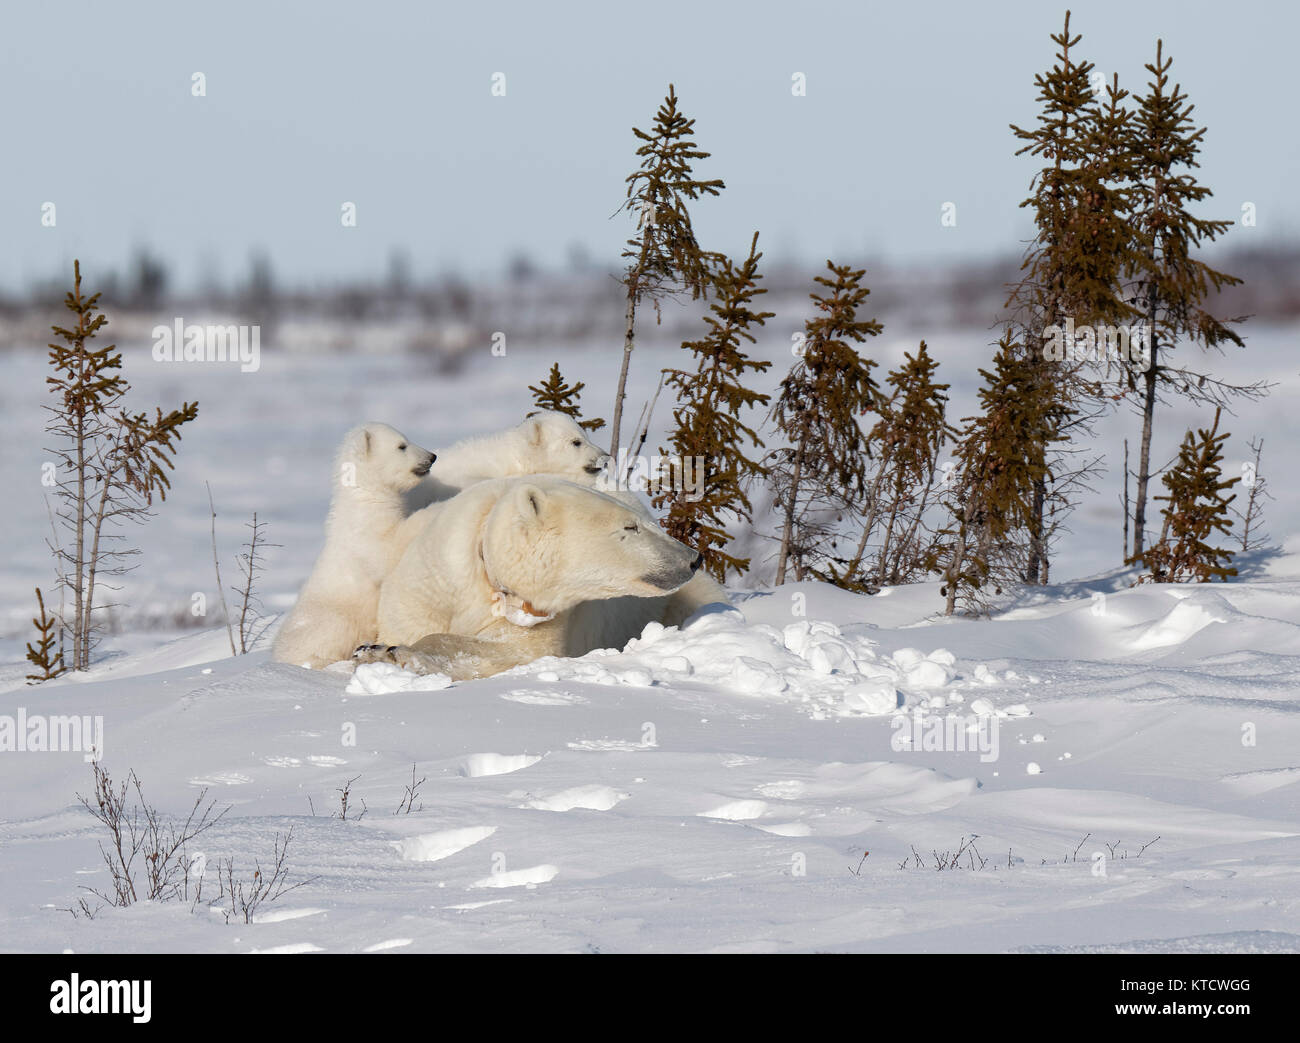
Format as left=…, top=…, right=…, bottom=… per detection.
left=207, top=481, right=237, bottom=656
left=395, top=764, right=426, bottom=815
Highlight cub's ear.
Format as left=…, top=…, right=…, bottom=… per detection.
left=363, top=428, right=372, bottom=456
left=521, top=416, right=544, bottom=447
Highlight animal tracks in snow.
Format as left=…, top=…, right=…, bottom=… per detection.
left=692, top=761, right=978, bottom=835
left=394, top=825, right=497, bottom=863
left=187, top=771, right=251, bottom=786
left=499, top=689, right=587, bottom=706
left=459, top=752, right=543, bottom=778
left=699, top=799, right=769, bottom=821
left=471, top=864, right=559, bottom=889
left=523, top=784, right=629, bottom=812
left=567, top=738, right=654, bottom=752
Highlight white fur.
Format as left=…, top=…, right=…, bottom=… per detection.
left=406, top=411, right=609, bottom=509
left=373, top=476, right=724, bottom=678
left=273, top=423, right=435, bottom=669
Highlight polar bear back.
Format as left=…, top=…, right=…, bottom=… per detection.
left=407, top=411, right=609, bottom=510
left=272, top=422, right=434, bottom=669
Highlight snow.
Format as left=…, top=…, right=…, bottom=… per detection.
left=2, top=331, right=1299, bottom=952
left=3, top=563, right=1300, bottom=952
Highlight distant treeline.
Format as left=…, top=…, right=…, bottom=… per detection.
left=0, top=244, right=1294, bottom=357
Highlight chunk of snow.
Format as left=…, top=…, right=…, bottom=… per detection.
left=346, top=662, right=453, bottom=695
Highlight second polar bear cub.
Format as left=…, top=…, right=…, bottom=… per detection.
left=407, top=410, right=610, bottom=508
left=273, top=422, right=435, bottom=669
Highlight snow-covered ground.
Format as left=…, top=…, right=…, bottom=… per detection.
left=2, top=325, right=1298, bottom=953
left=3, top=567, right=1300, bottom=952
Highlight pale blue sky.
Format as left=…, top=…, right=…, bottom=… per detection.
left=0, top=0, right=1289, bottom=291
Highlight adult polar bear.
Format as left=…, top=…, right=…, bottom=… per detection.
left=273, top=422, right=435, bottom=669
left=362, top=476, right=725, bottom=679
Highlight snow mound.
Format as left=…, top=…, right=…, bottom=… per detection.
left=394, top=826, right=497, bottom=863
left=345, top=662, right=453, bottom=695
left=509, top=610, right=938, bottom=716
left=523, top=784, right=629, bottom=812
left=1130, top=589, right=1235, bottom=651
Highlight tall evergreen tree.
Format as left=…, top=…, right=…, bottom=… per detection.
left=653, top=232, right=773, bottom=581
left=1008, top=11, right=1140, bottom=583
left=766, top=261, right=883, bottom=585
left=1124, top=39, right=1264, bottom=559
left=1132, top=407, right=1238, bottom=583
left=528, top=363, right=605, bottom=431
left=610, top=85, right=723, bottom=457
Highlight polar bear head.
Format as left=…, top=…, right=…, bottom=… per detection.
left=479, top=478, right=701, bottom=620
left=337, top=422, right=436, bottom=494
left=516, top=411, right=610, bottom=482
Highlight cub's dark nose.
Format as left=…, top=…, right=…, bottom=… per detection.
left=690, top=552, right=704, bottom=572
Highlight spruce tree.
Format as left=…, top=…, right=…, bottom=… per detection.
left=1133, top=407, right=1238, bottom=583
left=25, top=587, right=64, bottom=683
left=940, top=333, right=1066, bottom=615
left=1125, top=39, right=1264, bottom=559
left=611, top=85, right=723, bottom=456
left=766, top=261, right=883, bottom=585
left=44, top=261, right=199, bottom=669
left=842, top=342, right=955, bottom=588
left=653, top=232, right=773, bottom=581
left=1008, top=11, right=1139, bottom=583
left=528, top=363, right=605, bottom=431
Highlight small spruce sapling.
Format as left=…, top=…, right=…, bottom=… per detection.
left=528, top=363, right=606, bottom=431
left=653, top=231, right=773, bottom=581
left=1132, top=407, right=1239, bottom=583
left=43, top=261, right=199, bottom=670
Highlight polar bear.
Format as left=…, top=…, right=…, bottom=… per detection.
left=360, top=476, right=725, bottom=679
left=405, top=410, right=610, bottom=510
left=273, top=423, right=436, bottom=669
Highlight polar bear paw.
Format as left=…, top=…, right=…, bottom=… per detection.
left=351, top=643, right=445, bottom=675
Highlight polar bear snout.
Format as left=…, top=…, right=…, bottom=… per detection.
left=584, top=451, right=612, bottom=477
left=637, top=540, right=701, bottom=593
left=411, top=449, right=436, bottom=477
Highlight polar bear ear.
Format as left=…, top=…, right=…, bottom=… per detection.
left=510, top=482, right=546, bottom=524
left=522, top=416, right=545, bottom=447
left=363, top=429, right=372, bottom=456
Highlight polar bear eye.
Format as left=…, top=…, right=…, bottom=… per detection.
left=571, top=439, right=582, bottom=447
left=624, top=523, right=639, bottom=533
left=397, top=444, right=407, bottom=451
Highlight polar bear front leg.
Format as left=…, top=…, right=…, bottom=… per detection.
left=351, top=634, right=530, bottom=681
left=352, top=642, right=453, bottom=676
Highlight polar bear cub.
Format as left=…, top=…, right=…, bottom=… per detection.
left=362, top=476, right=724, bottom=680
left=273, top=422, right=436, bottom=669
left=407, top=410, right=610, bottom=508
